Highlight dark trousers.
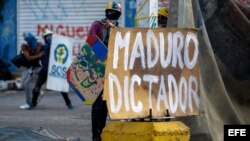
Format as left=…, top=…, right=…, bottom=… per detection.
left=32, top=69, right=71, bottom=106
left=91, top=91, right=107, bottom=141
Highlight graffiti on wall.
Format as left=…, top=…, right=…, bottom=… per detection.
left=19, top=0, right=100, bottom=57
left=22, top=0, right=96, bottom=20
left=22, top=0, right=68, bottom=20
left=0, top=0, right=17, bottom=71
left=36, top=24, right=89, bottom=39
left=35, top=24, right=89, bottom=57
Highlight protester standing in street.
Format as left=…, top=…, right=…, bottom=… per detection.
left=87, top=2, right=122, bottom=141
left=31, top=29, right=74, bottom=110
left=19, top=32, right=44, bottom=110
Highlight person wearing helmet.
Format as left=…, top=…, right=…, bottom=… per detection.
left=88, top=1, right=122, bottom=46
left=158, top=7, right=168, bottom=27
left=88, top=2, right=122, bottom=141
left=31, top=29, right=74, bottom=110
left=19, top=32, right=44, bottom=110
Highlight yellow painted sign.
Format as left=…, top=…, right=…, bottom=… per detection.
left=103, top=28, right=200, bottom=119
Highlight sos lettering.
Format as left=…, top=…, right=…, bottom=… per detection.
left=50, top=65, right=67, bottom=79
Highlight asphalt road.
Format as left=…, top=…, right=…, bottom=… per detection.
left=0, top=89, right=93, bottom=141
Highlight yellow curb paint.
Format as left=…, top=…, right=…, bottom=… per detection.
left=83, top=100, right=92, bottom=105
left=102, top=121, right=190, bottom=141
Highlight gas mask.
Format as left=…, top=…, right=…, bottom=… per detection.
left=105, top=10, right=121, bottom=20
left=158, top=16, right=168, bottom=27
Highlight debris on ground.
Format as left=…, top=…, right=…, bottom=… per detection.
left=0, top=126, right=81, bottom=141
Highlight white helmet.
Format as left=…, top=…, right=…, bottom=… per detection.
left=42, top=29, right=53, bottom=38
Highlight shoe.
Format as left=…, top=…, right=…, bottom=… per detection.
left=83, top=100, right=93, bottom=105
left=19, top=104, right=32, bottom=110
left=67, top=103, right=74, bottom=110
left=37, top=91, right=44, bottom=104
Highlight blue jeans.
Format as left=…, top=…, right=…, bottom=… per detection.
left=91, top=91, right=107, bottom=141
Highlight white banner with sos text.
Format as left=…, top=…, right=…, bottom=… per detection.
left=47, top=34, right=74, bottom=92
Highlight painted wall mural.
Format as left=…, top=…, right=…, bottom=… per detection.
left=0, top=0, right=17, bottom=72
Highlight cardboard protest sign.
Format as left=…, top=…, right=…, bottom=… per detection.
left=47, top=34, right=74, bottom=92
left=103, top=28, right=200, bottom=119
left=67, top=35, right=108, bottom=103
